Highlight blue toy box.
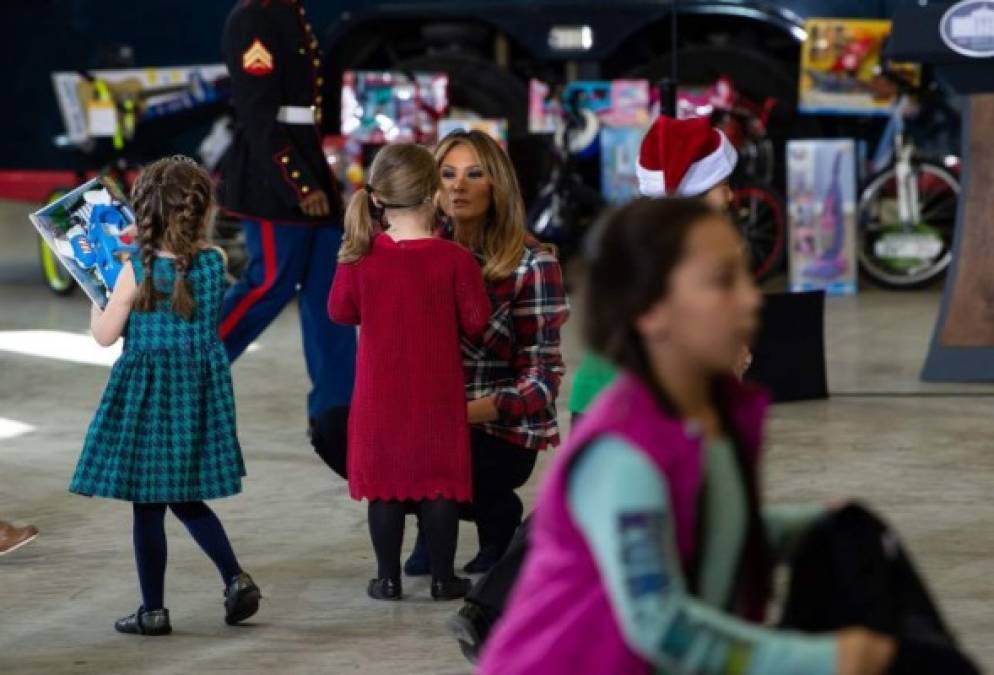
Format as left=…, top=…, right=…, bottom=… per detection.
left=30, top=176, right=138, bottom=308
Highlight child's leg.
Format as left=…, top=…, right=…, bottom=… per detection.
left=168, top=502, right=241, bottom=584
left=420, top=498, right=460, bottom=581
left=368, top=500, right=406, bottom=580
left=133, top=503, right=169, bottom=610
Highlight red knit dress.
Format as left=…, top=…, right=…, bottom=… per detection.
left=328, top=233, right=490, bottom=502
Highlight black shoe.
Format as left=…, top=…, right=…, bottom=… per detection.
left=114, top=606, right=172, bottom=636
left=367, top=577, right=403, bottom=601
left=403, top=533, right=431, bottom=577
left=224, top=572, right=261, bottom=625
left=431, top=576, right=472, bottom=601
left=447, top=602, right=492, bottom=664
left=463, top=548, right=499, bottom=575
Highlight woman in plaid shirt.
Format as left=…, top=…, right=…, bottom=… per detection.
left=406, top=130, right=570, bottom=576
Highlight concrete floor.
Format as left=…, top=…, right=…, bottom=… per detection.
left=1, top=198, right=992, bottom=674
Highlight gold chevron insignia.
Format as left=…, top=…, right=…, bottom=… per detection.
left=242, top=39, right=274, bottom=75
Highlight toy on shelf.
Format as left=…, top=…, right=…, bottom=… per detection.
left=30, top=178, right=139, bottom=308
left=787, top=139, right=858, bottom=295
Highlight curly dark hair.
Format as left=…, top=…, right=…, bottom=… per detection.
left=130, top=155, right=213, bottom=320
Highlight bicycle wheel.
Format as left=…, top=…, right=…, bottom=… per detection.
left=857, top=161, right=959, bottom=289
left=732, top=184, right=787, bottom=281
left=38, top=188, right=76, bottom=295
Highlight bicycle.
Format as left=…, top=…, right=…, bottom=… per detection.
left=856, top=67, right=960, bottom=289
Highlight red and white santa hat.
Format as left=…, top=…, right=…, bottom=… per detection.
left=636, top=115, right=738, bottom=197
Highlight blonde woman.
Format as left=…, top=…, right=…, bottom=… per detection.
left=405, top=130, right=570, bottom=576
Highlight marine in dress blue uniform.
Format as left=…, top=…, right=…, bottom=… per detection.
left=219, top=0, right=353, bottom=477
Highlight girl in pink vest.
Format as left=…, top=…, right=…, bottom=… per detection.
left=478, top=199, right=898, bottom=675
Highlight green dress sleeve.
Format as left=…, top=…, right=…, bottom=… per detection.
left=567, top=435, right=837, bottom=675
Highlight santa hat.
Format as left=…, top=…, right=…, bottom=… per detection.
left=636, top=116, right=737, bottom=197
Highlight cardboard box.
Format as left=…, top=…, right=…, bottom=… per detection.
left=30, top=177, right=137, bottom=308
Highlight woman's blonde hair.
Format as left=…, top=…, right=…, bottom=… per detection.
left=339, top=143, right=439, bottom=263
left=434, top=130, right=526, bottom=281
left=130, top=155, right=213, bottom=320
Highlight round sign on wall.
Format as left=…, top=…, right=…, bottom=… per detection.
left=940, top=0, right=994, bottom=58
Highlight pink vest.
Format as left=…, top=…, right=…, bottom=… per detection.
left=478, top=373, right=769, bottom=675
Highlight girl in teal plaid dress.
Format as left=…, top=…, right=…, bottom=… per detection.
left=70, top=156, right=260, bottom=636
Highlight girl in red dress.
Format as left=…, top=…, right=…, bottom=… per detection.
left=328, top=143, right=490, bottom=601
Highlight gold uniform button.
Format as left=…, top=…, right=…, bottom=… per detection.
left=311, top=39, right=318, bottom=49
left=312, top=58, right=320, bottom=67
left=299, top=7, right=305, bottom=14
left=301, top=185, right=310, bottom=194
left=281, top=156, right=290, bottom=164
left=298, top=48, right=306, bottom=55
left=317, top=77, right=324, bottom=86
left=291, top=170, right=301, bottom=179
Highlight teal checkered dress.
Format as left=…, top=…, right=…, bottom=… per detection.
left=70, top=248, right=245, bottom=503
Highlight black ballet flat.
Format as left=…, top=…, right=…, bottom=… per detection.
left=367, top=577, right=403, bottom=601
left=224, top=572, right=261, bottom=625
left=431, top=576, right=472, bottom=601
left=114, top=606, right=172, bottom=636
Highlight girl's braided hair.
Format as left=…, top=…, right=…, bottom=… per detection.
left=130, top=155, right=213, bottom=320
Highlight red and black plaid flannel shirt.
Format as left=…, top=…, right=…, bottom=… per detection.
left=459, top=239, right=570, bottom=450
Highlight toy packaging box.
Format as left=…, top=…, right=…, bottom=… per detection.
left=341, top=71, right=448, bottom=145
left=529, top=79, right=651, bottom=133
left=599, top=126, right=646, bottom=204
left=30, top=177, right=138, bottom=308
left=787, top=139, right=858, bottom=296
left=798, top=18, right=920, bottom=115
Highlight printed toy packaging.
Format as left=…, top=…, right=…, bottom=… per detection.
left=799, top=18, right=920, bottom=115
left=787, top=140, right=858, bottom=296
left=30, top=177, right=138, bottom=308
left=341, top=71, right=449, bottom=145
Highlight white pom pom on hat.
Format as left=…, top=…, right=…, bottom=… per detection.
left=635, top=115, right=738, bottom=197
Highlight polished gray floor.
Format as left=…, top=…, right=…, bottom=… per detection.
left=1, top=199, right=992, bottom=673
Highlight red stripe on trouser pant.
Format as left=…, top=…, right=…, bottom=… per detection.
left=219, top=219, right=278, bottom=340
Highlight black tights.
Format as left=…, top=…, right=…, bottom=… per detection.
left=132, top=502, right=241, bottom=611
left=368, top=498, right=460, bottom=582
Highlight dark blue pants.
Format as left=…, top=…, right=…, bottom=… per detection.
left=220, top=219, right=356, bottom=418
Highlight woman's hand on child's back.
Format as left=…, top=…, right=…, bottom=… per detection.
left=837, top=627, right=897, bottom=675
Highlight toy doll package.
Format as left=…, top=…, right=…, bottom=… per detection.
left=787, top=139, right=858, bottom=296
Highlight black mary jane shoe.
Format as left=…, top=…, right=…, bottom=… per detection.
left=367, top=577, right=403, bottom=601
left=431, top=576, right=473, bottom=601
left=114, top=606, right=172, bottom=636
left=224, top=572, right=261, bottom=625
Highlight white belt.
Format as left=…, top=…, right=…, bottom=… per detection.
left=276, top=105, right=315, bottom=125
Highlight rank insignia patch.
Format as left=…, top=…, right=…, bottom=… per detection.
left=242, top=39, right=274, bottom=76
